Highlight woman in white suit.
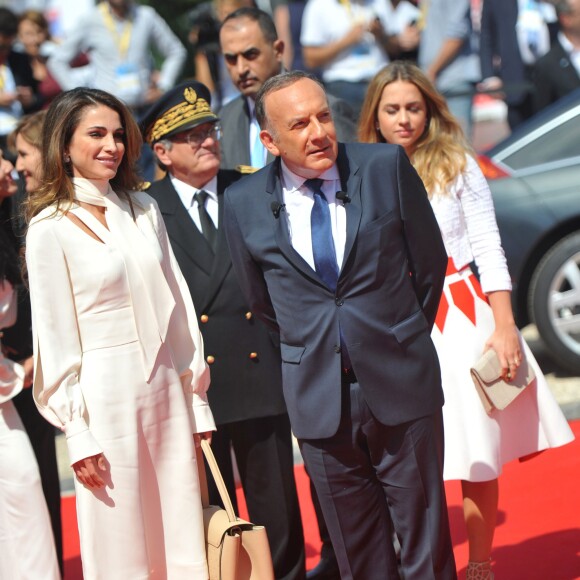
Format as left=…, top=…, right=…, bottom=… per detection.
left=25, top=87, right=215, bottom=580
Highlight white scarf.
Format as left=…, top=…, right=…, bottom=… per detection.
left=72, top=177, right=175, bottom=382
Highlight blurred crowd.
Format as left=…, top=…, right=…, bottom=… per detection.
left=1, top=0, right=578, bottom=152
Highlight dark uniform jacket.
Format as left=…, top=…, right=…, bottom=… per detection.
left=147, top=170, right=287, bottom=424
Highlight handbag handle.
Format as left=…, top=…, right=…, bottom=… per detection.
left=197, top=439, right=238, bottom=523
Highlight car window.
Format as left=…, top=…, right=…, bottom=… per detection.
left=502, top=114, right=580, bottom=170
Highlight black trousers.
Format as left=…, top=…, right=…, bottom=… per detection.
left=299, top=381, right=456, bottom=580
left=207, top=413, right=306, bottom=580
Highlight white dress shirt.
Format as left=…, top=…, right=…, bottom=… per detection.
left=280, top=161, right=346, bottom=271
left=170, top=174, right=219, bottom=232
left=247, top=98, right=267, bottom=168
left=47, top=3, right=186, bottom=107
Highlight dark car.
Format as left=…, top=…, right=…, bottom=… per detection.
left=479, top=89, right=580, bottom=373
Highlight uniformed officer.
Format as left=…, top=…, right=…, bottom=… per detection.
left=141, top=81, right=306, bottom=580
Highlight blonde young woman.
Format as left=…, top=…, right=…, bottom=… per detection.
left=25, top=87, right=215, bottom=579
left=359, top=61, right=574, bottom=580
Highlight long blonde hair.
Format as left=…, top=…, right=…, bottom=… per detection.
left=359, top=61, right=472, bottom=195
left=25, top=87, right=143, bottom=222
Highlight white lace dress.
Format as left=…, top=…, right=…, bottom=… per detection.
left=430, top=156, right=574, bottom=482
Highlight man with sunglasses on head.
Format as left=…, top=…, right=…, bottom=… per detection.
left=142, top=81, right=306, bottom=580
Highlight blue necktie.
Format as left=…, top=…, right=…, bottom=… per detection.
left=305, top=178, right=339, bottom=290
left=305, top=179, right=352, bottom=371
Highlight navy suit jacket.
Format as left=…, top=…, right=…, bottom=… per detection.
left=480, top=0, right=530, bottom=106
left=534, top=38, right=580, bottom=111
left=224, top=143, right=447, bottom=439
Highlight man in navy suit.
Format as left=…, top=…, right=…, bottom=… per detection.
left=479, top=0, right=535, bottom=129
left=224, top=70, right=456, bottom=579
left=534, top=0, right=580, bottom=111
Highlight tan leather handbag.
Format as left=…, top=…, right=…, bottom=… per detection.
left=198, top=439, right=275, bottom=580
left=470, top=348, right=536, bottom=415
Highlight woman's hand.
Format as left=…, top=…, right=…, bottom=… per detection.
left=485, top=291, right=522, bottom=381
left=72, top=453, right=107, bottom=489
left=193, top=431, right=213, bottom=448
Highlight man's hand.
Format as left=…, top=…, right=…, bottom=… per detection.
left=477, top=77, right=505, bottom=100
left=0, top=91, right=17, bottom=107
left=16, top=86, right=34, bottom=108
left=398, top=24, right=420, bottom=52
left=344, top=22, right=367, bottom=47
left=145, top=86, right=164, bottom=105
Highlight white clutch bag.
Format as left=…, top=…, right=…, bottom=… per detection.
left=470, top=349, right=535, bottom=415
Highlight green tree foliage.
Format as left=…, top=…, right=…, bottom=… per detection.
left=140, top=0, right=206, bottom=78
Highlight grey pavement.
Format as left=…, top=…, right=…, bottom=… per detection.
left=55, top=323, right=580, bottom=495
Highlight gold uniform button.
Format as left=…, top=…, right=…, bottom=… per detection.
left=206, top=355, right=215, bottom=364
left=245, top=312, right=252, bottom=320
left=200, top=314, right=209, bottom=323
left=249, top=352, right=258, bottom=359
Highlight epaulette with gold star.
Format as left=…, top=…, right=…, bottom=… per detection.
left=235, top=165, right=259, bottom=174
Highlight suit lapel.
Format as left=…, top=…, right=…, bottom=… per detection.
left=555, top=41, right=580, bottom=85
left=337, top=144, right=363, bottom=276
left=266, top=160, right=324, bottom=287
left=155, top=176, right=215, bottom=275
left=267, top=156, right=362, bottom=290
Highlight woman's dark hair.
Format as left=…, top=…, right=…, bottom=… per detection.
left=26, top=87, right=143, bottom=221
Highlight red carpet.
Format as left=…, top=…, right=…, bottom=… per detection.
left=62, top=420, right=580, bottom=579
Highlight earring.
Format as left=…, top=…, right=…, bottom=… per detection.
left=64, top=155, right=70, bottom=163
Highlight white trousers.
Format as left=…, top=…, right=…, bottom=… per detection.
left=0, top=400, right=60, bottom=580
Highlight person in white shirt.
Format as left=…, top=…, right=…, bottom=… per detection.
left=300, top=0, right=397, bottom=116
left=359, top=60, right=574, bottom=580
left=47, top=0, right=186, bottom=112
